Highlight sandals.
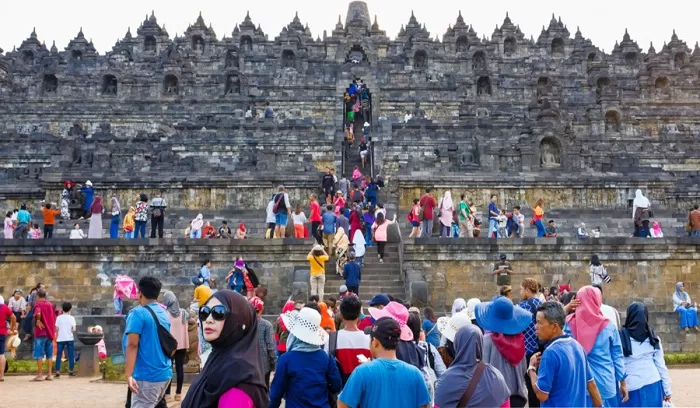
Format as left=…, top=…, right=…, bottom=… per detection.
left=174, top=395, right=182, bottom=402
left=30, top=376, right=44, bottom=382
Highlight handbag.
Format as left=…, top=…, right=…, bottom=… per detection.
left=144, top=304, right=178, bottom=358
left=457, top=361, right=486, bottom=408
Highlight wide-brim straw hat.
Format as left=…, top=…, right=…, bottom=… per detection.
left=437, top=311, right=473, bottom=342
left=281, top=307, right=328, bottom=346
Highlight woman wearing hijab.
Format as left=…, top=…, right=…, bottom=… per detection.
left=651, top=222, right=664, bottom=238
left=348, top=205, right=362, bottom=242
left=333, top=227, right=350, bottom=275
left=673, top=282, right=699, bottom=332
left=190, top=214, right=204, bottom=239
left=632, top=189, right=651, bottom=237
left=619, top=302, right=672, bottom=407
left=202, top=221, right=216, bottom=239
left=438, top=298, right=469, bottom=348
left=318, top=301, right=336, bottom=332
left=109, top=196, right=121, bottom=239
left=565, top=286, right=629, bottom=407
left=163, top=291, right=189, bottom=402
left=436, top=311, right=473, bottom=368
left=351, top=228, right=366, bottom=266
left=234, top=223, right=247, bottom=240
left=88, top=196, right=104, bottom=239
left=270, top=307, right=342, bottom=408
left=434, top=325, right=511, bottom=408
left=274, top=301, right=296, bottom=356
left=438, top=191, right=454, bottom=238
left=181, top=290, right=269, bottom=408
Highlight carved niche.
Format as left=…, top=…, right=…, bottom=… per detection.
left=102, top=75, right=118, bottom=95
left=225, top=49, right=239, bottom=68
left=225, top=75, right=241, bottom=95
left=472, top=51, right=486, bottom=71
left=282, top=50, right=296, bottom=69
left=414, top=50, right=427, bottom=70
left=540, top=138, right=561, bottom=168
left=163, top=74, right=179, bottom=95
left=43, top=74, right=58, bottom=94
left=477, top=76, right=492, bottom=95
left=504, top=37, right=516, bottom=55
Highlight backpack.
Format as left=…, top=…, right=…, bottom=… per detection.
left=144, top=305, right=178, bottom=358
left=152, top=208, right=162, bottom=217
left=352, top=190, right=363, bottom=202
left=272, top=194, right=284, bottom=213
left=407, top=210, right=415, bottom=223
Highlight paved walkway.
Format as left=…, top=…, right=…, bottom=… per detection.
left=1, top=368, right=698, bottom=407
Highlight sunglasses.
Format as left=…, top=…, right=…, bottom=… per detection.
left=199, top=305, right=229, bottom=322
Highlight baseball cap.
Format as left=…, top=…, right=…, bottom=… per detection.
left=499, top=253, right=507, bottom=260
left=249, top=296, right=264, bottom=312
left=368, top=293, right=390, bottom=307
left=339, top=285, right=348, bottom=294
left=370, top=317, right=401, bottom=348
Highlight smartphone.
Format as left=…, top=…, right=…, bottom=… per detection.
left=357, top=354, right=369, bottom=364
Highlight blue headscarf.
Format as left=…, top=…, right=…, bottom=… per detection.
left=286, top=333, right=320, bottom=353
left=675, top=282, right=689, bottom=302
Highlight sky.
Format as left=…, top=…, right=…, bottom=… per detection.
left=1, top=0, right=699, bottom=54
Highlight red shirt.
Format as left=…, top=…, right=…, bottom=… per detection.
left=419, top=195, right=437, bottom=221
left=0, top=304, right=13, bottom=336
left=309, top=201, right=322, bottom=222
left=33, top=301, right=56, bottom=339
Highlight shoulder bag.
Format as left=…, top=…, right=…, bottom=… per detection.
left=144, top=304, right=178, bottom=358
left=457, top=361, right=486, bottom=408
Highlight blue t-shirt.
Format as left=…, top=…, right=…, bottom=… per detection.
left=488, top=202, right=499, bottom=220
left=422, top=319, right=440, bottom=348
left=199, top=266, right=211, bottom=287
left=537, top=335, right=593, bottom=407
left=343, top=261, right=362, bottom=286
left=339, top=358, right=430, bottom=408
left=322, top=211, right=337, bottom=234
left=16, top=210, right=31, bottom=224
left=122, top=303, right=173, bottom=382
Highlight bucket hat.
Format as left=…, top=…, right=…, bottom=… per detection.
left=368, top=301, right=413, bottom=341
left=475, top=297, right=532, bottom=335
left=281, top=307, right=328, bottom=346
left=437, top=311, right=473, bottom=342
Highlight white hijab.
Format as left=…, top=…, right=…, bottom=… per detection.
left=441, top=191, right=454, bottom=210
left=352, top=230, right=366, bottom=257
left=632, top=189, right=651, bottom=218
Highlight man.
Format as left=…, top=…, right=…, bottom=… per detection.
left=593, top=284, right=621, bottom=329
left=263, top=101, right=274, bottom=118
left=493, top=254, right=513, bottom=287
left=124, top=277, right=172, bottom=408
left=342, top=253, right=361, bottom=295
left=149, top=192, right=167, bottom=238
left=359, top=293, right=390, bottom=330
left=350, top=185, right=364, bottom=206
left=488, top=194, right=500, bottom=238
left=545, top=220, right=558, bottom=237
left=322, top=205, right=337, bottom=253
left=41, top=202, right=60, bottom=239
left=364, top=178, right=379, bottom=208
left=458, top=194, right=471, bottom=238
left=336, top=210, right=350, bottom=235
left=419, top=188, right=436, bottom=238
left=690, top=204, right=700, bottom=237
left=528, top=302, right=602, bottom=408
left=265, top=198, right=276, bottom=239
left=338, top=317, right=431, bottom=408
left=33, top=289, right=56, bottom=381
left=14, top=203, right=31, bottom=239
left=0, top=296, right=18, bottom=381
left=326, top=297, right=371, bottom=385
left=404, top=110, right=413, bottom=123
left=519, top=278, right=542, bottom=407
left=512, top=206, right=525, bottom=238
left=322, top=168, right=336, bottom=205
left=23, top=283, right=45, bottom=341
left=218, top=221, right=232, bottom=238
left=79, top=181, right=95, bottom=218
left=250, top=297, right=277, bottom=387
left=338, top=174, right=350, bottom=200
left=199, top=260, right=213, bottom=287
left=272, top=185, right=291, bottom=239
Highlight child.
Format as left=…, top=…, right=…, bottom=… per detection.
left=113, top=283, right=125, bottom=316
left=123, top=207, right=135, bottom=239
left=30, top=223, right=42, bottom=239
left=291, top=204, right=307, bottom=238
left=6, top=326, right=19, bottom=359
left=90, top=326, right=107, bottom=360
left=55, top=302, right=77, bottom=377
left=496, top=210, right=508, bottom=238
left=226, top=257, right=245, bottom=295
left=70, top=223, right=85, bottom=239
left=545, top=220, right=558, bottom=237
left=593, top=226, right=601, bottom=238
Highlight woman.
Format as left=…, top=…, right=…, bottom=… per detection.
left=190, top=214, right=204, bottom=239
left=348, top=205, right=362, bottom=242
left=163, top=291, right=189, bottom=403
left=60, top=180, right=74, bottom=220
left=673, top=282, right=699, bottom=332
left=318, top=301, right=336, bottom=332
left=407, top=312, right=446, bottom=406
left=651, top=222, right=664, bottom=238
left=436, top=311, right=473, bottom=368
left=620, top=302, right=672, bottom=407
left=270, top=307, right=342, bottom=408
left=632, top=189, right=651, bottom=237
left=590, top=254, right=607, bottom=286
left=109, top=196, right=121, bottom=239
left=434, top=325, right=511, bottom=408
left=134, top=194, right=149, bottom=239
left=123, top=207, right=135, bottom=239
left=309, top=194, right=323, bottom=245
left=363, top=206, right=376, bottom=247
left=88, top=196, right=104, bottom=238
left=333, top=192, right=346, bottom=216
left=438, top=191, right=454, bottom=238
left=533, top=199, right=545, bottom=238
left=565, top=286, right=628, bottom=407
left=274, top=301, right=296, bottom=356
left=234, top=223, right=247, bottom=240
left=291, top=204, right=308, bottom=239
left=4, top=211, right=14, bottom=239
left=371, top=212, right=396, bottom=264
left=408, top=198, right=421, bottom=238
left=181, top=290, right=269, bottom=408
left=333, top=227, right=350, bottom=275
left=202, top=221, right=216, bottom=239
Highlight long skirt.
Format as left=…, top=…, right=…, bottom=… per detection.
left=622, top=380, right=663, bottom=408
left=677, top=306, right=699, bottom=328
left=88, top=213, right=103, bottom=238
left=336, top=247, right=348, bottom=275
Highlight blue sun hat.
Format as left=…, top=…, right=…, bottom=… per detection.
left=475, top=296, right=532, bottom=335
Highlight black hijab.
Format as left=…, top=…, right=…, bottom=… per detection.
left=619, top=302, right=659, bottom=357
left=181, top=290, right=269, bottom=408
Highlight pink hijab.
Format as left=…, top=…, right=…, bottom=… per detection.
left=652, top=222, right=662, bottom=236
left=566, top=286, right=609, bottom=354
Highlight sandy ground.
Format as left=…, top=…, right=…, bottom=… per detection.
left=1, top=368, right=697, bottom=407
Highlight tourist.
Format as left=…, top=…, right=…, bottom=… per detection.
left=79, top=181, right=95, bottom=217
left=309, top=194, right=323, bottom=244
left=349, top=184, right=364, bottom=207
left=596, top=283, right=622, bottom=328
left=162, top=291, right=189, bottom=403
left=13, top=203, right=31, bottom=239
left=527, top=301, right=603, bottom=407
left=369, top=301, right=423, bottom=370
left=202, top=221, right=216, bottom=239
left=60, top=180, right=74, bottom=220
left=123, top=207, right=135, bottom=239
left=434, top=325, right=511, bottom=408
left=326, top=296, right=371, bottom=385
left=290, top=204, right=307, bottom=239
left=225, top=257, right=245, bottom=294
left=493, top=253, right=514, bottom=288
left=690, top=205, right=700, bottom=237
left=270, top=307, right=342, bottom=408
left=545, top=220, right=558, bottom=237
left=619, top=302, right=672, bottom=407
left=577, top=222, right=589, bottom=239
left=348, top=205, right=362, bottom=241
left=404, top=110, right=413, bottom=123
left=250, top=296, right=277, bottom=387
left=338, top=317, right=431, bottom=408
left=322, top=204, right=337, bottom=253
left=5, top=313, right=19, bottom=360
left=29, top=223, right=41, bottom=239
left=422, top=307, right=440, bottom=348
left=266, top=198, right=276, bottom=239
left=419, top=188, right=437, bottom=238
left=589, top=254, right=608, bottom=286
left=32, top=289, right=56, bottom=381
left=437, top=191, right=454, bottom=238
left=565, top=286, right=629, bottom=406
left=533, top=199, right=546, bottom=238
left=457, top=195, right=470, bottom=238
left=406, top=312, right=443, bottom=405
left=274, top=300, right=296, bottom=357
left=359, top=138, right=369, bottom=168
left=264, top=101, right=275, bottom=118
left=198, top=260, right=213, bottom=287
left=8, top=289, right=26, bottom=329
left=149, top=192, right=167, bottom=239
left=519, top=278, right=542, bottom=407
left=357, top=293, right=389, bottom=330
left=22, top=283, right=43, bottom=341
left=133, top=194, right=149, bottom=239
left=86, top=196, right=104, bottom=238
left=512, top=206, right=525, bottom=238
left=593, top=226, right=602, bottom=238
left=218, top=221, right=232, bottom=238
left=308, top=244, right=329, bottom=300
left=673, top=282, right=699, bottom=332
left=322, top=168, right=335, bottom=205
left=372, top=212, right=396, bottom=264
left=0, top=295, right=17, bottom=381
left=650, top=221, right=664, bottom=238
left=343, top=252, right=361, bottom=295
left=406, top=198, right=420, bottom=238
left=318, top=301, right=336, bottom=332
left=54, top=302, right=76, bottom=377
left=334, top=192, right=346, bottom=216
left=333, top=227, right=350, bottom=275
left=108, top=197, right=121, bottom=239
left=485, top=194, right=499, bottom=238
left=477, top=296, right=532, bottom=407
left=123, top=277, right=172, bottom=406
left=336, top=209, right=350, bottom=236
left=41, top=202, right=60, bottom=239
left=362, top=205, right=376, bottom=246
left=234, top=223, right=247, bottom=239
left=365, top=178, right=379, bottom=207
left=189, top=214, right=204, bottom=239
left=3, top=211, right=13, bottom=239
left=632, top=189, right=652, bottom=237
left=181, top=291, right=269, bottom=408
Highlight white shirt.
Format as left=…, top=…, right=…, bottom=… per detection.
left=624, top=338, right=671, bottom=395
left=601, top=304, right=620, bottom=329
left=404, top=113, right=412, bottom=123
left=291, top=212, right=307, bottom=225
left=55, top=314, right=76, bottom=342
left=266, top=201, right=276, bottom=224
left=70, top=229, right=85, bottom=239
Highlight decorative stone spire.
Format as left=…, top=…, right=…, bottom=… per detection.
left=409, top=10, right=418, bottom=25
left=77, top=27, right=85, bottom=39
left=50, top=40, right=58, bottom=54
left=504, top=12, right=512, bottom=25
left=693, top=42, right=700, bottom=57
left=371, top=15, right=379, bottom=31
left=671, top=29, right=678, bottom=42
left=455, top=10, right=466, bottom=28
left=30, top=27, right=37, bottom=39
left=125, top=27, right=132, bottom=40
left=648, top=42, right=656, bottom=55
left=233, top=24, right=239, bottom=34
left=623, top=28, right=630, bottom=42
left=335, top=15, right=343, bottom=30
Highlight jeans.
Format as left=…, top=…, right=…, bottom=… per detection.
left=23, top=309, right=34, bottom=335
left=44, top=225, right=54, bottom=239
left=110, top=215, right=120, bottom=239
left=488, top=219, right=499, bottom=238
left=165, top=349, right=187, bottom=395
left=134, top=220, right=147, bottom=238
left=13, top=223, right=28, bottom=239
left=356, top=255, right=364, bottom=266
left=347, top=285, right=359, bottom=295
left=366, top=195, right=377, bottom=207
left=114, top=297, right=123, bottom=314
left=190, top=229, right=201, bottom=239
left=55, top=341, right=75, bottom=372
left=535, top=220, right=546, bottom=238
left=421, top=219, right=434, bottom=238
left=692, top=229, right=700, bottom=237
left=151, top=215, right=164, bottom=238
left=124, top=231, right=134, bottom=239
left=440, top=224, right=451, bottom=237
left=310, top=274, right=326, bottom=300
left=364, top=222, right=374, bottom=246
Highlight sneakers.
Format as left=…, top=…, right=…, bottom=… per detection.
left=54, top=373, right=60, bottom=378
left=69, top=372, right=77, bottom=377
left=379, top=258, right=384, bottom=263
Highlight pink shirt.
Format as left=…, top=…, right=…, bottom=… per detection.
left=168, top=314, right=190, bottom=351
left=218, top=388, right=254, bottom=408
left=372, top=220, right=393, bottom=242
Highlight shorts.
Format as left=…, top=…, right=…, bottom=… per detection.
left=360, top=150, right=368, bottom=159
left=275, top=213, right=288, bottom=226
left=0, top=335, right=6, bottom=354
left=33, top=336, right=53, bottom=360
left=411, top=221, right=420, bottom=227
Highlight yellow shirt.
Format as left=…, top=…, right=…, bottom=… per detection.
left=307, top=254, right=329, bottom=276
left=194, top=285, right=213, bottom=307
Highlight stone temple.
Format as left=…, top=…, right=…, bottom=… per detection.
left=1, top=2, right=699, bottom=354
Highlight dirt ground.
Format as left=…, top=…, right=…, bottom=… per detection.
left=1, top=368, right=697, bottom=407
